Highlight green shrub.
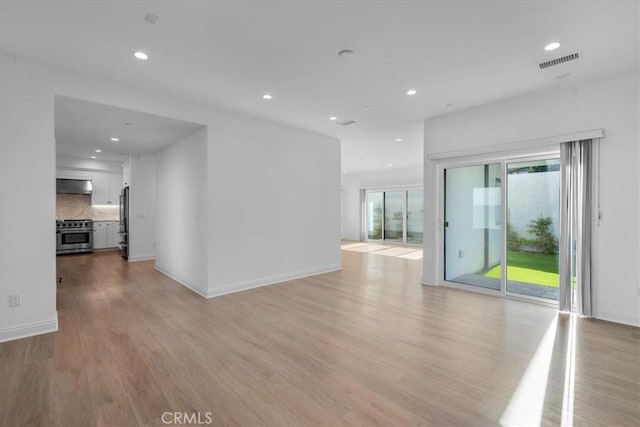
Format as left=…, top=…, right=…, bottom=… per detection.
left=507, top=222, right=523, bottom=251
left=525, top=216, right=558, bottom=254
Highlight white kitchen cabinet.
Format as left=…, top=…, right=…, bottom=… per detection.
left=91, top=172, right=122, bottom=205
left=91, top=173, right=108, bottom=205
left=106, top=221, right=120, bottom=248
left=108, top=173, right=123, bottom=203
left=93, top=221, right=120, bottom=249
left=93, top=222, right=107, bottom=249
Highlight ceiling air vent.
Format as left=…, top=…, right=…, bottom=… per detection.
left=539, top=52, right=579, bottom=69
left=337, top=119, right=357, bottom=126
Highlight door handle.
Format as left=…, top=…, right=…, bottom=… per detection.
left=444, top=221, right=449, bottom=227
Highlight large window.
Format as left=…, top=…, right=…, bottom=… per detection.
left=365, top=188, right=423, bottom=245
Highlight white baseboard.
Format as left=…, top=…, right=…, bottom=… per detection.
left=206, top=263, right=343, bottom=298
left=0, top=312, right=58, bottom=343
left=421, top=280, right=438, bottom=286
left=154, top=265, right=208, bottom=298
left=128, top=255, right=156, bottom=262
left=593, top=308, right=640, bottom=327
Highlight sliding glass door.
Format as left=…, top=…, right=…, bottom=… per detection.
left=443, top=156, right=560, bottom=302
left=384, top=191, right=405, bottom=242
left=366, top=192, right=383, bottom=240
left=365, top=188, right=423, bottom=245
left=505, top=159, right=560, bottom=301
left=444, top=163, right=502, bottom=290
left=407, top=189, right=424, bottom=244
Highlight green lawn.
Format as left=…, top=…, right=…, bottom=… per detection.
left=484, top=251, right=559, bottom=287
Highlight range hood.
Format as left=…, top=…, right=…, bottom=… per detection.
left=56, top=179, right=93, bottom=195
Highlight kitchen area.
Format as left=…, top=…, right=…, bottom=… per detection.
left=56, top=169, right=129, bottom=259
left=54, top=95, right=203, bottom=266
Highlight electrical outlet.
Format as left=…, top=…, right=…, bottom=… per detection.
left=9, top=294, right=20, bottom=307
left=458, top=250, right=464, bottom=258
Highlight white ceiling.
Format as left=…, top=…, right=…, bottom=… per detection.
left=1, top=1, right=638, bottom=173
left=55, top=96, right=203, bottom=162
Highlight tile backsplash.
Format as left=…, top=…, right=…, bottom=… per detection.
left=56, top=194, right=119, bottom=220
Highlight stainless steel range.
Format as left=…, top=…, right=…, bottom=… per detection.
left=56, top=219, right=94, bottom=255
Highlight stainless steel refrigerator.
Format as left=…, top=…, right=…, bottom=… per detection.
left=119, top=186, right=129, bottom=259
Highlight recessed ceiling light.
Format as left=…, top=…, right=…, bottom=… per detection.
left=406, top=89, right=417, bottom=96
left=387, top=163, right=393, bottom=167
left=544, top=42, right=561, bottom=51
left=363, top=106, right=374, bottom=111
left=338, top=49, right=354, bottom=60
left=329, top=116, right=337, bottom=121
left=133, top=51, right=149, bottom=60
left=110, top=137, right=119, bottom=142
left=263, top=94, right=273, bottom=100
left=90, top=156, right=97, bottom=159
left=95, top=149, right=102, bottom=153
left=144, top=13, right=159, bottom=25
left=395, top=138, right=403, bottom=142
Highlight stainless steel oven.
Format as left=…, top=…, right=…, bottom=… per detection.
left=56, top=219, right=93, bottom=255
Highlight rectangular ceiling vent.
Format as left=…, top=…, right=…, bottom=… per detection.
left=539, top=52, right=579, bottom=69
left=337, top=119, right=357, bottom=126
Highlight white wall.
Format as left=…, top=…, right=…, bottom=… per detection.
left=0, top=52, right=341, bottom=341
left=129, top=154, right=157, bottom=261
left=0, top=53, right=57, bottom=341
left=206, top=119, right=342, bottom=296
left=342, top=166, right=423, bottom=240
left=155, top=129, right=207, bottom=294
left=423, top=72, right=640, bottom=327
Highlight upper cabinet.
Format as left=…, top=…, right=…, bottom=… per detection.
left=108, top=173, right=123, bottom=202
left=91, top=172, right=123, bottom=205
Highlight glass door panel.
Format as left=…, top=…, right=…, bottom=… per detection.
left=384, top=191, right=404, bottom=242
left=366, top=192, right=383, bottom=240
left=506, top=159, right=560, bottom=300
left=445, top=164, right=502, bottom=290
left=407, top=189, right=424, bottom=244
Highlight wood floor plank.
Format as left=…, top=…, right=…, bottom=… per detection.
left=0, top=247, right=638, bottom=426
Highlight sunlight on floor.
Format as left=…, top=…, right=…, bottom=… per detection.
left=500, top=317, right=558, bottom=427
left=341, top=242, right=423, bottom=260
left=500, top=314, right=577, bottom=427
left=561, top=314, right=577, bottom=427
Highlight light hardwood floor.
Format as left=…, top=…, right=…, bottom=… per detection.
left=1, top=248, right=638, bottom=426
